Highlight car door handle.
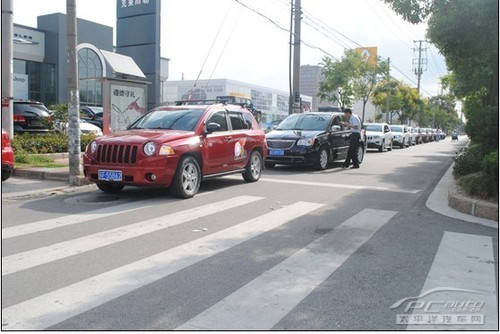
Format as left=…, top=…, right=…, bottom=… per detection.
left=224, top=136, right=232, bottom=142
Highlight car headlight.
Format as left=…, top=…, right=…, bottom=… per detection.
left=90, top=140, right=97, bottom=154
left=159, top=145, right=175, bottom=156
left=144, top=142, right=156, bottom=156
left=373, top=135, right=380, bottom=139
left=297, top=138, right=316, bottom=146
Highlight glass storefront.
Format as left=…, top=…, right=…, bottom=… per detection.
left=78, top=47, right=103, bottom=106
left=13, top=59, right=56, bottom=106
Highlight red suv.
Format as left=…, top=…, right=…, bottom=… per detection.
left=83, top=102, right=267, bottom=198
left=2, top=129, right=15, bottom=181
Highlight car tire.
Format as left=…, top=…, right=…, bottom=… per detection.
left=315, top=147, right=329, bottom=170
left=378, top=140, right=384, bottom=152
left=357, top=145, right=364, bottom=164
left=170, top=156, right=201, bottom=199
left=2, top=169, right=12, bottom=181
left=387, top=140, right=393, bottom=151
left=243, top=150, right=263, bottom=182
left=96, top=183, right=124, bottom=193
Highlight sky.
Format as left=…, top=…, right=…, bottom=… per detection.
left=12, top=0, right=448, bottom=98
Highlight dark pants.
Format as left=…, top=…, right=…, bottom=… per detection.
left=344, top=132, right=360, bottom=167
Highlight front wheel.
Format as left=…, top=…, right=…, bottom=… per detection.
left=243, top=150, right=263, bottom=182
left=314, top=147, right=329, bottom=170
left=96, top=183, right=124, bottom=193
left=378, top=140, right=384, bottom=152
left=170, top=156, right=201, bottom=198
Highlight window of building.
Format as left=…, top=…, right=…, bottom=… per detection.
left=78, top=47, right=103, bottom=106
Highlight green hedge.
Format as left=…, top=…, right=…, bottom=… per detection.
left=12, top=132, right=96, bottom=154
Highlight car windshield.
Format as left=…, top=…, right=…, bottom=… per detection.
left=365, top=124, right=382, bottom=132
left=391, top=126, right=403, bottom=132
left=129, top=109, right=204, bottom=131
left=276, top=114, right=330, bottom=131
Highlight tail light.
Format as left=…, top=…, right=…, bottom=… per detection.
left=14, top=115, right=26, bottom=123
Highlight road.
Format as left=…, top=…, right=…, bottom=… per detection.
left=1, top=137, right=498, bottom=330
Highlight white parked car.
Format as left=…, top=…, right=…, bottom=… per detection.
left=390, top=125, right=411, bottom=148
left=364, top=122, right=393, bottom=152
left=55, top=119, right=103, bottom=136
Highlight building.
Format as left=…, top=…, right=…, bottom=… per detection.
left=13, top=15, right=113, bottom=107
left=12, top=6, right=168, bottom=111
left=164, top=78, right=312, bottom=125
left=300, top=64, right=335, bottom=112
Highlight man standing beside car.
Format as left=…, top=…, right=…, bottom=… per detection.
left=342, top=108, right=361, bottom=169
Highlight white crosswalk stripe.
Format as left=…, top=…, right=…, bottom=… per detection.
left=2, top=194, right=495, bottom=331
left=1, top=200, right=323, bottom=329
left=403, top=232, right=497, bottom=330
left=2, top=196, right=263, bottom=276
left=178, top=209, right=397, bottom=330
left=2, top=199, right=163, bottom=239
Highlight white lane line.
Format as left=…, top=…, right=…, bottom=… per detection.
left=1, top=201, right=324, bottom=330
left=404, top=232, right=497, bottom=330
left=178, top=208, right=397, bottom=330
left=232, top=176, right=420, bottom=194
left=2, top=195, right=263, bottom=276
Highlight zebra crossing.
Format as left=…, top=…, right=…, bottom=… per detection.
left=1, top=195, right=496, bottom=330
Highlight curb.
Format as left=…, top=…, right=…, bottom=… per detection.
left=13, top=167, right=91, bottom=186
left=448, top=178, right=498, bottom=221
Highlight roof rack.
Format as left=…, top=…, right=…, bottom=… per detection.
left=175, top=99, right=226, bottom=106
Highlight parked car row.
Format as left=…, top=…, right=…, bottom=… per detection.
left=12, top=99, right=104, bottom=135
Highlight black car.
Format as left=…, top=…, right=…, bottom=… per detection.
left=13, top=100, right=53, bottom=134
left=265, top=112, right=366, bottom=170
left=80, top=106, right=103, bottom=129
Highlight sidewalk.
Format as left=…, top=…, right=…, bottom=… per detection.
left=10, top=153, right=499, bottom=225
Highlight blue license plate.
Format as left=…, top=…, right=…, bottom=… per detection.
left=269, top=149, right=284, bottom=156
left=98, top=170, right=122, bottom=181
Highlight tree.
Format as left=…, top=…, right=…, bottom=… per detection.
left=372, top=78, right=420, bottom=124
left=318, top=54, right=356, bottom=109
left=353, top=57, right=389, bottom=122
left=383, top=0, right=498, bottom=107
left=318, top=49, right=387, bottom=118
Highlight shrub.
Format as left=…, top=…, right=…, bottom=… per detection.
left=482, top=149, right=499, bottom=188
left=458, top=173, right=497, bottom=200
left=12, top=132, right=96, bottom=154
left=453, top=144, right=485, bottom=178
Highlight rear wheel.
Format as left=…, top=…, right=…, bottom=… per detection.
left=315, top=147, right=329, bottom=170
left=96, top=183, right=124, bottom=193
left=357, top=145, right=365, bottom=164
left=170, top=156, right=201, bottom=198
left=243, top=150, right=263, bottom=182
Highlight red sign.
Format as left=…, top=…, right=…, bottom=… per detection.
left=2, top=96, right=11, bottom=108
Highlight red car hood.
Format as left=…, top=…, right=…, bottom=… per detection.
left=96, top=129, right=197, bottom=144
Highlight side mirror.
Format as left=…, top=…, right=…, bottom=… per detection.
left=206, top=122, right=221, bottom=134
left=331, top=125, right=341, bottom=132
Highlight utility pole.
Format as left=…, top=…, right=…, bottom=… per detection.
left=412, top=40, right=427, bottom=95
left=290, top=0, right=301, bottom=114
left=67, top=0, right=81, bottom=185
left=1, top=0, right=14, bottom=137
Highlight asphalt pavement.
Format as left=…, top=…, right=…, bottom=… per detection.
left=1, top=142, right=498, bottom=226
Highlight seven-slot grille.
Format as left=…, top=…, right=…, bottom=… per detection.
left=266, top=139, right=296, bottom=150
left=96, top=144, right=139, bottom=164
